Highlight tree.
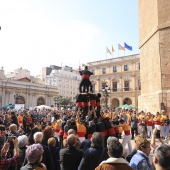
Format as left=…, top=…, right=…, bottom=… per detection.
left=57, top=96, right=72, bottom=109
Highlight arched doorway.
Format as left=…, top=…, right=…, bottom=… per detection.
left=123, top=98, right=132, bottom=105
left=111, top=98, right=119, bottom=109
left=15, top=96, right=25, bottom=104
left=37, top=97, right=45, bottom=106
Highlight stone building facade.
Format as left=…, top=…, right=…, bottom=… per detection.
left=42, top=65, right=81, bottom=102
left=0, top=69, right=58, bottom=109
left=138, top=0, right=170, bottom=113
left=87, top=54, right=140, bottom=109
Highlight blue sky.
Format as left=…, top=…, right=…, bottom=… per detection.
left=0, top=0, right=139, bottom=76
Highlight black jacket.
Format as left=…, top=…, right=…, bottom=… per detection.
left=60, top=146, right=83, bottom=170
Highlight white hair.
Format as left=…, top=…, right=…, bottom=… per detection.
left=18, top=135, right=28, bottom=148
left=33, top=132, right=43, bottom=143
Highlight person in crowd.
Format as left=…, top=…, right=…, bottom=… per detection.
left=112, top=115, right=121, bottom=140
left=20, top=143, right=46, bottom=170
left=8, top=124, right=20, bottom=137
left=79, top=66, right=93, bottom=93
left=28, top=127, right=39, bottom=145
left=4, top=114, right=10, bottom=129
left=60, top=134, right=83, bottom=170
left=22, top=112, right=27, bottom=133
left=17, top=111, right=24, bottom=127
left=63, top=120, right=72, bottom=140
left=126, top=135, right=146, bottom=163
left=138, top=119, right=147, bottom=137
left=78, top=132, right=108, bottom=170
left=95, top=136, right=134, bottom=170
left=17, top=135, right=28, bottom=170
left=153, top=144, right=170, bottom=170
left=59, top=116, right=67, bottom=148
left=0, top=137, right=19, bottom=170
left=76, top=117, right=87, bottom=142
left=164, top=115, right=169, bottom=142
left=48, top=137, right=60, bottom=170
left=63, top=129, right=81, bottom=149
left=32, top=132, right=54, bottom=170
left=42, top=126, right=59, bottom=147
left=0, top=125, right=6, bottom=147
left=160, top=110, right=166, bottom=139
left=131, top=112, right=138, bottom=140
left=119, top=119, right=132, bottom=154
left=146, top=112, right=153, bottom=138
left=26, top=112, right=33, bottom=135
left=79, top=138, right=91, bottom=153
left=41, top=117, right=47, bottom=131
left=10, top=112, right=19, bottom=127
left=130, top=137, right=152, bottom=170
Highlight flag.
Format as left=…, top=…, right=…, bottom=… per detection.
left=118, top=44, right=125, bottom=50
left=112, top=46, right=115, bottom=52
left=106, top=47, right=112, bottom=54
left=124, top=42, right=132, bottom=51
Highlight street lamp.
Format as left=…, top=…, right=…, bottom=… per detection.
left=54, top=97, right=58, bottom=107
left=14, top=94, right=21, bottom=104
left=102, top=85, right=111, bottom=109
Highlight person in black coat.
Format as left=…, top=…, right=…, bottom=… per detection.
left=78, top=132, right=108, bottom=170
left=48, top=137, right=61, bottom=170
left=10, top=112, right=19, bottom=127
left=60, top=134, right=83, bottom=170
left=79, top=66, right=93, bottom=93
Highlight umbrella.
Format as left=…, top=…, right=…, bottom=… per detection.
left=34, top=105, right=51, bottom=110
left=129, top=104, right=138, bottom=109
left=116, top=104, right=132, bottom=110
left=2, top=104, right=15, bottom=110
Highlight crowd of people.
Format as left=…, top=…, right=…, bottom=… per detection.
left=0, top=65, right=170, bottom=170
left=0, top=107, right=170, bottom=170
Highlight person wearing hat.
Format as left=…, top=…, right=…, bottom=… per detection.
left=21, top=143, right=46, bottom=170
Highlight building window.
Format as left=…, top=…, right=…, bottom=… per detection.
left=138, top=80, right=141, bottom=90
left=102, top=68, right=106, bottom=74
left=138, top=63, right=140, bottom=70
left=113, top=66, right=117, bottom=72
left=112, top=82, right=117, bottom=92
left=124, top=81, right=129, bottom=91
left=124, top=65, right=128, bottom=71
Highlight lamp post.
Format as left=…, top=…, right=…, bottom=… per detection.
left=14, top=94, right=21, bottom=104
left=54, top=97, right=58, bottom=107
left=102, top=85, right=111, bottom=109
